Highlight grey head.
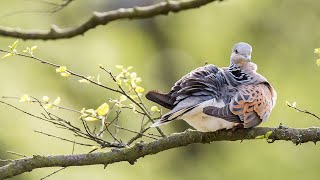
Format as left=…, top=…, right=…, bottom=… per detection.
left=230, top=42, right=252, bottom=65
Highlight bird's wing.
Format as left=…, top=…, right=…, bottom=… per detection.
left=168, top=64, right=231, bottom=106
left=149, top=64, right=235, bottom=126
left=228, top=82, right=276, bottom=128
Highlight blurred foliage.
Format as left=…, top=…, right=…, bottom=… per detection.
left=0, top=0, right=320, bottom=179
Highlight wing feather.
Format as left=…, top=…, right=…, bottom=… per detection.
left=229, top=83, right=275, bottom=128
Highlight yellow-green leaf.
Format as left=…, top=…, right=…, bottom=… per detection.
left=56, top=66, right=67, bottom=73
left=130, top=95, right=138, bottom=99
left=97, top=74, right=101, bottom=84
left=19, top=94, right=31, bottom=103
left=255, top=135, right=265, bottom=139
left=119, top=95, right=127, bottom=102
left=151, top=106, right=160, bottom=112
left=129, top=103, right=136, bottom=113
left=316, top=59, right=320, bottom=66
left=116, top=65, right=124, bottom=69
left=80, top=108, right=86, bottom=114
left=42, top=96, right=49, bottom=103
left=265, top=131, right=273, bottom=139
left=314, top=48, right=320, bottom=55
left=83, top=117, right=99, bottom=122
left=1, top=53, right=14, bottom=59
left=79, top=79, right=89, bottom=83
left=44, top=103, right=53, bottom=109
left=9, top=40, right=19, bottom=50
left=135, top=86, right=144, bottom=93
left=31, top=46, right=37, bottom=52
left=130, top=72, right=137, bottom=79
left=60, top=72, right=71, bottom=77
left=96, top=103, right=109, bottom=116
left=53, top=97, right=61, bottom=106
left=135, top=77, right=142, bottom=84
left=85, top=109, right=96, bottom=115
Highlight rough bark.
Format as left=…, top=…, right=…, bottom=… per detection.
left=1, top=126, right=320, bottom=179
left=0, top=0, right=221, bottom=40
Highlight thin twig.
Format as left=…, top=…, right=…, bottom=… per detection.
left=116, top=126, right=158, bottom=141
left=6, top=151, right=28, bottom=158
left=34, top=130, right=94, bottom=147
left=287, top=104, right=320, bottom=120
left=0, top=49, right=120, bottom=94
left=2, top=96, right=81, bottom=114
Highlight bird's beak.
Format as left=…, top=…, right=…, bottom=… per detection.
left=244, top=55, right=251, bottom=62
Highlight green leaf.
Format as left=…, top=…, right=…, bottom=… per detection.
left=9, top=40, right=19, bottom=51
left=97, top=74, right=101, bottom=84
left=265, top=131, right=273, bottom=139
left=255, top=135, right=265, bottom=139
left=151, top=106, right=160, bottom=112
left=96, top=103, right=109, bottom=116
left=314, top=48, right=320, bottom=55
left=79, top=79, right=89, bottom=83
left=56, top=66, right=67, bottom=73
left=44, top=103, right=53, bottom=109
left=30, top=46, right=37, bottom=52
left=42, top=96, right=50, bottom=103
left=85, top=109, right=96, bottom=115
left=53, top=97, right=61, bottom=106
left=130, top=72, right=137, bottom=79
left=83, top=117, right=99, bottom=122
left=316, top=59, right=320, bottom=66
left=60, top=72, right=71, bottom=77
left=19, top=94, right=31, bottom=103
left=119, top=95, right=127, bottom=102
left=116, top=65, right=124, bottom=70
left=135, top=86, right=144, bottom=93
left=1, top=53, right=14, bottom=59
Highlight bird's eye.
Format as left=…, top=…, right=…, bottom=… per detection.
left=235, top=49, right=239, bottom=54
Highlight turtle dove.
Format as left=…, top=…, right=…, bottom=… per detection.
left=146, top=42, right=277, bottom=132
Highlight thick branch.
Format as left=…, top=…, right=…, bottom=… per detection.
left=1, top=126, right=320, bottom=179
left=0, top=0, right=221, bottom=40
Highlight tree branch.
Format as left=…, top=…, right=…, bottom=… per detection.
left=1, top=126, right=320, bottom=179
left=0, top=0, right=221, bottom=40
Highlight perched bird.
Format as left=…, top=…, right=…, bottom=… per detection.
left=146, top=42, right=277, bottom=132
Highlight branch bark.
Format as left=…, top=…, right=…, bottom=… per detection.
left=1, top=126, right=320, bottom=179
left=0, top=0, right=221, bottom=40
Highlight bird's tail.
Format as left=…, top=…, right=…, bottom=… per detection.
left=145, top=90, right=173, bottom=110
left=150, top=119, right=171, bottom=127
left=150, top=103, right=199, bottom=127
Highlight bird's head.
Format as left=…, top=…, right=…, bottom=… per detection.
left=230, top=42, right=252, bottom=65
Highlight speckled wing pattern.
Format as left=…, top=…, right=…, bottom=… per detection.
left=228, top=83, right=275, bottom=128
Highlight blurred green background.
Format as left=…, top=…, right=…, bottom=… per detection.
left=0, top=0, right=320, bottom=179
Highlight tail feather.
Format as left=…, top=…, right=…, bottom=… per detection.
left=150, top=103, right=199, bottom=128
left=146, top=90, right=173, bottom=109
left=150, top=119, right=171, bottom=127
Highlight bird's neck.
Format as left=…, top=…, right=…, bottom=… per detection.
left=227, top=63, right=249, bottom=82
left=224, top=62, right=267, bottom=86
